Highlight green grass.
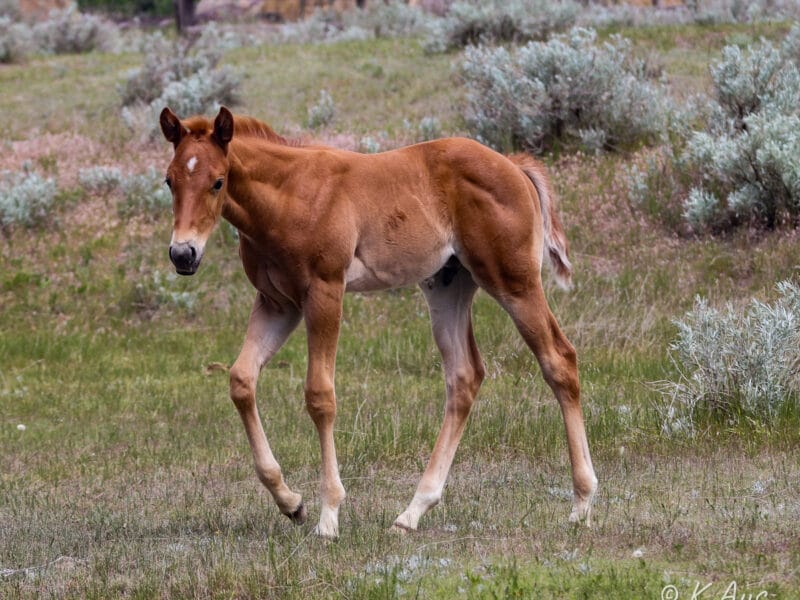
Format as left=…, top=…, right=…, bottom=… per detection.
left=2, top=20, right=800, bottom=599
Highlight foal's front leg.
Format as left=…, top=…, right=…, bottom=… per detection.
left=229, top=294, right=306, bottom=522
left=303, top=279, right=347, bottom=539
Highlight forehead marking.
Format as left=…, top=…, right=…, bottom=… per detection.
left=186, top=156, right=198, bottom=173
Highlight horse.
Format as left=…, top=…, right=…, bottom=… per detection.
left=159, top=106, right=597, bottom=539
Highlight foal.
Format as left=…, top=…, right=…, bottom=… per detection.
left=160, top=106, right=597, bottom=538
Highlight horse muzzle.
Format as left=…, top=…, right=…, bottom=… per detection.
left=169, top=241, right=202, bottom=276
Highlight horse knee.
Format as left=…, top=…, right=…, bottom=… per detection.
left=542, top=351, right=580, bottom=404
left=445, top=367, right=481, bottom=417
left=230, top=366, right=256, bottom=411
left=305, top=385, right=336, bottom=424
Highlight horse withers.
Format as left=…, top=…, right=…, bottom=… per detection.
left=159, top=106, right=597, bottom=539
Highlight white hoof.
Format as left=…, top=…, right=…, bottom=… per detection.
left=314, top=506, right=340, bottom=539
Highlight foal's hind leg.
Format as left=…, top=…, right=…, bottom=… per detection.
left=502, top=283, right=598, bottom=525
left=393, top=264, right=485, bottom=532
left=229, top=294, right=306, bottom=523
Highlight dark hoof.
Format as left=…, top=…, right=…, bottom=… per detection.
left=287, top=503, right=307, bottom=525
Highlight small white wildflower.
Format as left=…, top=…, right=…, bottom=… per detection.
left=17, top=423, right=26, bottom=431
left=632, top=547, right=645, bottom=558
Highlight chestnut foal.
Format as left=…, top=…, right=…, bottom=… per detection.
left=160, top=106, right=597, bottom=539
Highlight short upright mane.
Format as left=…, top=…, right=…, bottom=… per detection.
left=233, top=115, right=301, bottom=146
left=181, top=114, right=298, bottom=147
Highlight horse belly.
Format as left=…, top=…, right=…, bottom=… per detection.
left=345, top=241, right=454, bottom=292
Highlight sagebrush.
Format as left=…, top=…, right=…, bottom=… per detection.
left=79, top=165, right=171, bottom=217
left=423, top=0, right=578, bottom=53
left=628, top=26, right=800, bottom=232
left=280, top=1, right=430, bottom=45
left=0, top=167, right=57, bottom=228
left=120, top=26, right=240, bottom=140
left=0, top=3, right=116, bottom=62
left=307, top=90, right=336, bottom=129
left=659, top=281, right=800, bottom=435
left=460, top=27, right=668, bottom=153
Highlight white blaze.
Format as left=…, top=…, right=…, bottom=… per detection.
left=187, top=156, right=198, bottom=173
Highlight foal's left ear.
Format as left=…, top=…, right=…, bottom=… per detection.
left=160, top=107, right=185, bottom=149
left=212, top=106, right=234, bottom=153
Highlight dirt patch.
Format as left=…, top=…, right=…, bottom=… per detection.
left=1, top=132, right=101, bottom=189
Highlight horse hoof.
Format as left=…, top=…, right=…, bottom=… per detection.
left=287, top=503, right=307, bottom=525
left=389, top=522, right=413, bottom=535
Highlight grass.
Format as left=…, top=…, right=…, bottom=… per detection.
left=2, top=20, right=800, bottom=599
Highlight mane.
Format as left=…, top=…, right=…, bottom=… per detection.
left=181, top=114, right=301, bottom=147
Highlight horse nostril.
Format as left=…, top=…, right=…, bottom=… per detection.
left=169, top=242, right=200, bottom=275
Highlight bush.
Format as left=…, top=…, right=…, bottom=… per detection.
left=0, top=0, right=19, bottom=18
left=120, top=27, right=241, bottom=140
left=118, top=168, right=172, bottom=217
left=424, top=0, right=578, bottom=53
left=681, top=33, right=800, bottom=230
left=79, top=166, right=171, bottom=217
left=358, top=136, right=383, bottom=154
left=32, top=4, right=118, bottom=54
left=281, top=1, right=430, bottom=44
left=0, top=167, right=57, bottom=228
left=123, top=270, right=197, bottom=318
left=0, top=15, right=32, bottom=63
left=417, top=116, right=442, bottom=141
left=626, top=26, right=800, bottom=233
left=78, top=166, right=123, bottom=196
left=120, top=28, right=238, bottom=108
left=658, top=281, right=800, bottom=435
left=460, top=28, right=669, bottom=154
left=307, top=90, right=335, bottom=129
left=579, top=0, right=800, bottom=28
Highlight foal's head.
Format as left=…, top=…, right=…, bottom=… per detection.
left=160, top=106, right=233, bottom=276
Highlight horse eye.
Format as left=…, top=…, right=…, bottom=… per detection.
left=212, top=178, right=224, bottom=191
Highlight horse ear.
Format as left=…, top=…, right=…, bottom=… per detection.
left=160, top=107, right=185, bottom=148
left=212, top=106, right=234, bottom=152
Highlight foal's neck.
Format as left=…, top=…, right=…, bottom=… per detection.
left=221, top=139, right=298, bottom=241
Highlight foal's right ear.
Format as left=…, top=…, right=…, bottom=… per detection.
left=160, top=107, right=185, bottom=148
left=212, top=106, right=234, bottom=153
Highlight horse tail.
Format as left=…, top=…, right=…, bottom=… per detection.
left=508, top=153, right=573, bottom=290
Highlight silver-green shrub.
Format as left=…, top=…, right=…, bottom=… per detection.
left=358, top=136, right=383, bottom=154
left=417, top=116, right=442, bottom=141
left=581, top=0, right=800, bottom=28
left=424, top=0, right=578, bottom=53
left=32, top=4, right=118, bottom=54
left=0, top=0, right=18, bottom=18
left=307, top=90, right=335, bottom=129
left=120, top=27, right=240, bottom=140
left=681, top=32, right=800, bottom=230
left=78, top=166, right=123, bottom=196
left=0, top=167, right=57, bottom=228
left=0, top=15, right=32, bottom=63
left=118, top=167, right=172, bottom=217
left=460, top=28, right=669, bottom=153
left=281, top=1, right=430, bottom=44
left=79, top=166, right=171, bottom=217
left=659, top=281, right=800, bottom=435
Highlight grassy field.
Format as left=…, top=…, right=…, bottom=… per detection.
left=1, top=23, right=799, bottom=599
